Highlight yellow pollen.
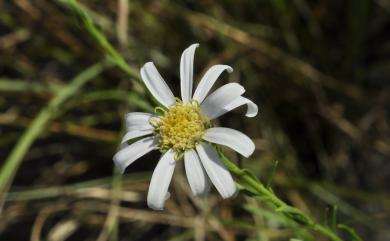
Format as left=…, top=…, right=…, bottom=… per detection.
left=152, top=101, right=206, bottom=153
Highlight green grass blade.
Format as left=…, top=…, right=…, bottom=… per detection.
left=0, top=62, right=108, bottom=211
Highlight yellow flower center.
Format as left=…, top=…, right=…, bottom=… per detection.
left=152, top=101, right=207, bottom=154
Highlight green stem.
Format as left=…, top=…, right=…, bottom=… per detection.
left=0, top=62, right=108, bottom=209
left=219, top=152, right=345, bottom=241
left=63, top=0, right=161, bottom=107
left=65, top=0, right=140, bottom=82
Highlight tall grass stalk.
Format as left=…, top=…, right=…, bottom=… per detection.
left=0, top=62, right=108, bottom=211
left=63, top=0, right=140, bottom=82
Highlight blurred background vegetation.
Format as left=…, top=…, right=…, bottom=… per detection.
left=0, top=0, right=389, bottom=240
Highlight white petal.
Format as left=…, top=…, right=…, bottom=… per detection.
left=113, top=136, right=158, bottom=173
left=201, top=83, right=245, bottom=120
left=184, top=149, right=209, bottom=196
left=203, top=127, right=255, bottom=158
left=147, top=149, right=176, bottom=210
left=223, top=96, right=258, bottom=118
left=193, top=65, right=233, bottom=103
left=180, top=43, right=199, bottom=103
left=125, top=112, right=154, bottom=131
left=140, top=62, right=175, bottom=107
left=120, top=129, right=154, bottom=144
left=196, top=144, right=236, bottom=199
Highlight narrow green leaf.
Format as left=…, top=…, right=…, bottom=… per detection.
left=338, top=224, right=363, bottom=241
left=276, top=206, right=312, bottom=226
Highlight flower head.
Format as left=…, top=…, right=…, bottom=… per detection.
left=113, top=44, right=258, bottom=210
left=152, top=100, right=207, bottom=153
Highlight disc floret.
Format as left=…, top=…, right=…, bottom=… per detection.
left=151, top=100, right=207, bottom=155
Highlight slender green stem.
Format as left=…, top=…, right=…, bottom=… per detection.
left=0, top=62, right=108, bottom=210
left=63, top=0, right=161, bottom=107
left=65, top=0, right=140, bottom=82
left=219, top=152, right=346, bottom=241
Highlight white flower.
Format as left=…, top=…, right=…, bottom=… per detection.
left=113, top=43, right=258, bottom=210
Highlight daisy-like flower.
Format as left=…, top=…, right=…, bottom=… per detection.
left=113, top=44, right=258, bottom=210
